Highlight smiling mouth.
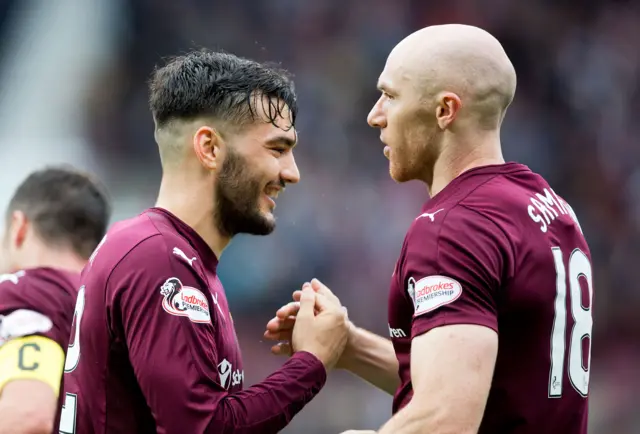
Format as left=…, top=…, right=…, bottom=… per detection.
left=264, top=187, right=282, bottom=200
left=263, top=186, right=283, bottom=209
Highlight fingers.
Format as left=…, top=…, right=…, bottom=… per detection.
left=276, top=301, right=300, bottom=319
left=266, top=315, right=296, bottom=333
left=264, top=330, right=291, bottom=341
left=294, top=291, right=336, bottom=314
left=310, top=278, right=341, bottom=305
left=297, top=286, right=316, bottom=318
left=313, top=292, right=337, bottom=312
left=264, top=318, right=295, bottom=343
left=270, top=342, right=292, bottom=357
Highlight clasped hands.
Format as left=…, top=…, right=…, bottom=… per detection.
left=263, top=279, right=377, bottom=434
left=263, top=278, right=353, bottom=368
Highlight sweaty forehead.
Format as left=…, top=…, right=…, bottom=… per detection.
left=244, top=116, right=297, bottom=147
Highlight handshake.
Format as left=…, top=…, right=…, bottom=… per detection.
left=263, top=278, right=353, bottom=369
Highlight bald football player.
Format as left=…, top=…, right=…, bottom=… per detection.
left=267, top=24, right=591, bottom=434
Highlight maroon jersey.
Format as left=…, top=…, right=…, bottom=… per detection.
left=388, top=163, right=591, bottom=433
left=61, top=208, right=326, bottom=434
left=0, top=267, right=79, bottom=433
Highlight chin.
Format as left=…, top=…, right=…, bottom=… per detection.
left=389, top=165, right=413, bottom=183
left=245, top=209, right=276, bottom=236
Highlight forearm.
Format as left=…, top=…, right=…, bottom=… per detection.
left=0, top=380, right=56, bottom=434
left=209, top=351, right=326, bottom=434
left=0, top=401, right=53, bottom=434
left=378, top=403, right=429, bottom=434
left=339, top=326, right=399, bottom=395
left=378, top=402, right=476, bottom=434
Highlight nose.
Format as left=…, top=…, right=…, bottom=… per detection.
left=367, top=97, right=387, bottom=128
left=281, top=151, right=300, bottom=185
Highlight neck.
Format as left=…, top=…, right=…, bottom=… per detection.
left=427, top=129, right=505, bottom=197
left=155, top=171, right=230, bottom=258
left=17, top=244, right=86, bottom=274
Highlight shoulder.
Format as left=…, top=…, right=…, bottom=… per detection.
left=407, top=203, right=509, bottom=253
left=0, top=269, right=79, bottom=347
left=88, top=211, right=200, bottom=281
left=408, top=168, right=543, bottom=251
left=402, top=203, right=514, bottom=287
left=98, top=224, right=204, bottom=300
left=0, top=268, right=77, bottom=317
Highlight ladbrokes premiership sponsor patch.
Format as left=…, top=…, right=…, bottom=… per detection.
left=160, top=277, right=211, bottom=324
left=408, top=275, right=462, bottom=316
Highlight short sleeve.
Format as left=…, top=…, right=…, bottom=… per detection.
left=0, top=271, right=75, bottom=349
left=0, top=270, right=74, bottom=396
left=405, top=206, right=511, bottom=339
left=107, top=236, right=223, bottom=433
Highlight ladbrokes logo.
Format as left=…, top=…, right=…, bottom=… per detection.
left=415, top=280, right=455, bottom=298
left=412, top=275, right=462, bottom=317
left=160, top=277, right=211, bottom=324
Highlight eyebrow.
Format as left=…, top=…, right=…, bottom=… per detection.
left=265, top=135, right=297, bottom=148
left=377, top=82, right=393, bottom=94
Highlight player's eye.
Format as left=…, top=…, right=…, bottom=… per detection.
left=271, top=147, right=287, bottom=156
left=383, top=91, right=394, bottom=100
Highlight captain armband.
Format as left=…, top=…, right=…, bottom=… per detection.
left=0, top=335, right=65, bottom=396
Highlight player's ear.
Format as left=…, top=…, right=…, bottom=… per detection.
left=435, top=92, right=462, bottom=130
left=9, top=211, right=29, bottom=249
left=193, top=125, right=223, bottom=171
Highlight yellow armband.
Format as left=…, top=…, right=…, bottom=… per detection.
left=0, top=335, right=64, bottom=396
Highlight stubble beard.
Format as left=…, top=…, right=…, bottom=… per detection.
left=214, top=149, right=276, bottom=238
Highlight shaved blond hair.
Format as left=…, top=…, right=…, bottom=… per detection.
left=388, top=24, right=517, bottom=129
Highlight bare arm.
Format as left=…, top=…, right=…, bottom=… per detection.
left=265, top=279, right=400, bottom=395
left=0, top=335, right=65, bottom=434
left=339, top=325, right=399, bottom=395
left=377, top=324, right=497, bottom=434
left=0, top=380, right=57, bottom=434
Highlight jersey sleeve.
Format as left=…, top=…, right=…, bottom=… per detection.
left=0, top=272, right=74, bottom=395
left=406, top=206, right=512, bottom=339
left=109, top=236, right=326, bottom=434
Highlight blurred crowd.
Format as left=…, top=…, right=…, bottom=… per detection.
left=0, top=0, right=638, bottom=432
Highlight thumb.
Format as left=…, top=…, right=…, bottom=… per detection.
left=297, top=286, right=316, bottom=318
left=310, top=278, right=340, bottom=304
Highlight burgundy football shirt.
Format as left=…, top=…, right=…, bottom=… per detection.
left=0, top=267, right=79, bottom=433
left=388, top=163, right=591, bottom=433
left=60, top=208, right=326, bottom=434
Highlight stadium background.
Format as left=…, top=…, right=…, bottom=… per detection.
left=0, top=0, right=638, bottom=432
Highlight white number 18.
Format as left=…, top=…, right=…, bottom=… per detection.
left=549, top=247, right=593, bottom=398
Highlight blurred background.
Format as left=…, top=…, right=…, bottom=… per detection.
left=0, top=0, right=638, bottom=432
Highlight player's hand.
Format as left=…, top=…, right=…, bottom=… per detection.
left=288, top=283, right=348, bottom=369
left=264, top=279, right=354, bottom=365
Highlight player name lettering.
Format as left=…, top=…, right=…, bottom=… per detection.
left=527, top=188, right=582, bottom=234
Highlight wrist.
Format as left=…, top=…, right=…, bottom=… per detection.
left=336, top=321, right=358, bottom=370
